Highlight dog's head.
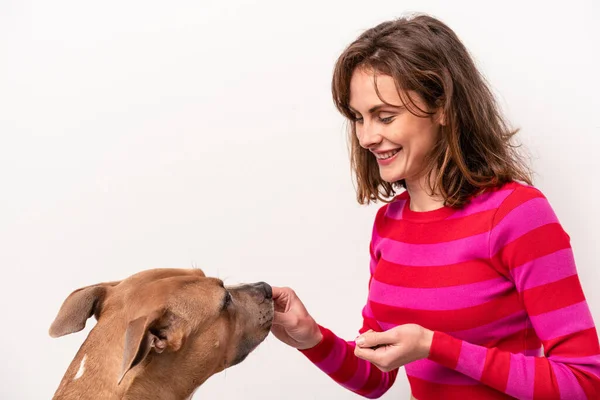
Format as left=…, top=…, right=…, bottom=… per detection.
left=49, top=268, right=273, bottom=386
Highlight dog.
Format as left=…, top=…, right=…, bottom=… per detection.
left=49, top=268, right=274, bottom=399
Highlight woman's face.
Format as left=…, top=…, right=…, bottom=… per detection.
left=349, top=68, right=442, bottom=185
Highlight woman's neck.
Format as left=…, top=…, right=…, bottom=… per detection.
left=405, top=176, right=445, bottom=212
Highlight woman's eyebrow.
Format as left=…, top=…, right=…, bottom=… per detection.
left=348, top=103, right=404, bottom=114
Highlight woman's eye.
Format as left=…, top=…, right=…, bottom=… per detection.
left=379, top=116, right=394, bottom=124
left=352, top=115, right=364, bottom=124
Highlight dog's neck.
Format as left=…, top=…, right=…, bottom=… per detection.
left=53, top=316, right=128, bottom=399
left=53, top=317, right=200, bottom=400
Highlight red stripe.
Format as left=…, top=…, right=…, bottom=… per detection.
left=329, top=342, right=358, bottom=384
left=533, top=356, right=558, bottom=399
left=374, top=258, right=501, bottom=288
left=481, top=348, right=511, bottom=392
left=484, top=327, right=541, bottom=353
left=299, top=325, right=336, bottom=364
left=493, top=223, right=570, bottom=270
left=360, top=317, right=381, bottom=334
left=571, top=366, right=600, bottom=399
left=369, top=242, right=377, bottom=261
left=409, top=376, right=514, bottom=400
left=355, top=364, right=383, bottom=396
left=523, top=275, right=586, bottom=316
left=543, top=327, right=600, bottom=357
left=491, top=185, right=544, bottom=226
left=377, top=208, right=498, bottom=243
left=428, top=331, right=462, bottom=369
left=369, top=291, right=522, bottom=332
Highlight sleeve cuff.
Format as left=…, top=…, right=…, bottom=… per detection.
left=298, top=325, right=336, bottom=364
left=427, top=331, right=463, bottom=370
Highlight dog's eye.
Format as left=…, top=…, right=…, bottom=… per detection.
left=222, top=291, right=232, bottom=310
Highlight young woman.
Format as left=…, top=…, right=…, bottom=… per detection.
left=270, top=14, right=600, bottom=399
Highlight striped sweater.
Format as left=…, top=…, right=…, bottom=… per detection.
left=300, top=182, right=600, bottom=399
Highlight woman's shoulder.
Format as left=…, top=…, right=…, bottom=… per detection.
left=472, top=180, right=548, bottom=209
left=496, top=180, right=544, bottom=195
left=477, top=181, right=561, bottom=231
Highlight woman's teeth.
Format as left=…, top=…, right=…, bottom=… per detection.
left=374, top=149, right=400, bottom=160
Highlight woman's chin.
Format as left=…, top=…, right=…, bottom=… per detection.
left=379, top=170, right=405, bottom=184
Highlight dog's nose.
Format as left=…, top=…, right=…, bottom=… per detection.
left=259, top=282, right=272, bottom=299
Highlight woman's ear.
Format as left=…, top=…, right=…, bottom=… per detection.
left=437, top=110, right=446, bottom=126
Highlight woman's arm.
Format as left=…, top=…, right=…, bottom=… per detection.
left=272, top=234, right=399, bottom=399
left=426, top=186, right=600, bottom=398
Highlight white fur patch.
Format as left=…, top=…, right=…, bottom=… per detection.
left=74, top=354, right=86, bottom=380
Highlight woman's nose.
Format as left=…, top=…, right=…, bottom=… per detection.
left=357, top=121, right=382, bottom=149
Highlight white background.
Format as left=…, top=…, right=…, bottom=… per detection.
left=1, top=0, right=598, bottom=398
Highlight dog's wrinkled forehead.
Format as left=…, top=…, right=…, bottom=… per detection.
left=122, top=268, right=206, bottom=286
left=125, top=267, right=207, bottom=284
left=112, top=268, right=224, bottom=308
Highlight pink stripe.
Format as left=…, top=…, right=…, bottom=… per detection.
left=551, top=363, right=587, bottom=399
left=550, top=355, right=600, bottom=374
left=530, top=301, right=595, bottom=341
left=376, top=312, right=532, bottom=348
left=449, top=311, right=529, bottom=343
left=456, top=341, right=487, bottom=381
left=570, top=363, right=600, bottom=379
left=490, top=197, right=559, bottom=255
left=512, top=249, right=577, bottom=291
left=385, top=198, right=407, bottom=220
left=377, top=313, right=536, bottom=350
left=378, top=321, right=396, bottom=331
left=505, top=355, right=535, bottom=399
left=315, top=336, right=349, bottom=374
left=339, top=355, right=370, bottom=391
left=369, top=256, right=377, bottom=275
left=406, top=359, right=480, bottom=385
left=550, top=354, right=600, bottom=365
left=447, top=188, right=514, bottom=219
left=362, top=303, right=375, bottom=320
left=548, top=356, right=600, bottom=397
left=373, top=232, right=489, bottom=267
left=525, top=347, right=543, bottom=357
left=368, top=277, right=513, bottom=310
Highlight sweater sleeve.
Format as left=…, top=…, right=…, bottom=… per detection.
left=427, top=186, right=600, bottom=399
left=299, top=207, right=398, bottom=399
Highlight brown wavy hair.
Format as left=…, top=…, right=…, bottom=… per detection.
left=332, top=14, right=532, bottom=207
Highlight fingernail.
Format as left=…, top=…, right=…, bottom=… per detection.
left=355, top=337, right=365, bottom=346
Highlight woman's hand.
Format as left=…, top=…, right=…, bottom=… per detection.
left=354, top=324, right=434, bottom=372
left=270, top=287, right=323, bottom=350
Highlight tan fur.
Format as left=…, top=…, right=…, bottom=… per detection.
left=49, top=268, right=273, bottom=399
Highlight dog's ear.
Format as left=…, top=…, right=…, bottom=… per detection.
left=49, top=281, right=121, bottom=338
left=118, top=309, right=186, bottom=384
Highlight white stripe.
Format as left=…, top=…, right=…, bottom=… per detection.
left=74, top=354, right=86, bottom=380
